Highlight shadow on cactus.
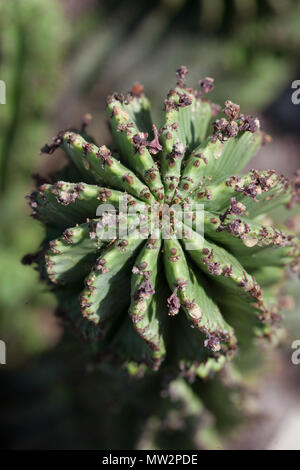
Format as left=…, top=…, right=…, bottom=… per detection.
left=24, top=67, right=299, bottom=379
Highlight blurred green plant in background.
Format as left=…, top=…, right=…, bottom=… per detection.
left=0, top=0, right=66, bottom=361
left=59, top=0, right=300, bottom=121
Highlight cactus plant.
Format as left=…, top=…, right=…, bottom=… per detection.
left=24, top=66, right=299, bottom=380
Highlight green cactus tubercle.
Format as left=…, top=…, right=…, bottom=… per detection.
left=25, top=66, right=299, bottom=377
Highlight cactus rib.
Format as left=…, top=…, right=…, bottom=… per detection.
left=25, top=66, right=299, bottom=375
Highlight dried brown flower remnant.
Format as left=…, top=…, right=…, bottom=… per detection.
left=199, top=77, right=214, bottom=95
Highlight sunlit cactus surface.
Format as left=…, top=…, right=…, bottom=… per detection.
left=24, top=66, right=299, bottom=378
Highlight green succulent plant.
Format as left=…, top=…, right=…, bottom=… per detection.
left=24, top=66, right=299, bottom=379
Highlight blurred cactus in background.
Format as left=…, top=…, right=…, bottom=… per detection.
left=23, top=67, right=299, bottom=447
left=0, top=0, right=65, bottom=189
left=0, top=342, right=243, bottom=449
left=0, top=0, right=66, bottom=360
left=59, top=0, right=300, bottom=120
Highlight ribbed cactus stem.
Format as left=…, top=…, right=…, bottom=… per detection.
left=24, top=66, right=299, bottom=379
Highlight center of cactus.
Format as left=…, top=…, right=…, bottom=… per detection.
left=24, top=66, right=299, bottom=377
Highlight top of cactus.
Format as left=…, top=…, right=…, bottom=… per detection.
left=24, top=66, right=299, bottom=378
